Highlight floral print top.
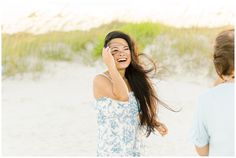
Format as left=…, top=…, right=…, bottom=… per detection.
left=95, top=92, right=145, bottom=156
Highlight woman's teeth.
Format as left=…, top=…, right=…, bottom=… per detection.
left=117, top=58, right=127, bottom=62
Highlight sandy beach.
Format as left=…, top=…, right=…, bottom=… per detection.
left=2, top=61, right=210, bottom=156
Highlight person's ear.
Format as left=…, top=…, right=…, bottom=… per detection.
left=222, top=72, right=234, bottom=82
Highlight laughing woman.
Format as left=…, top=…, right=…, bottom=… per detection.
left=93, top=31, right=168, bottom=156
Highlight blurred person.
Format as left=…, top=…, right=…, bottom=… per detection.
left=190, top=29, right=234, bottom=156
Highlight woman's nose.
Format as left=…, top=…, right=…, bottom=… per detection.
left=118, top=50, right=125, bottom=56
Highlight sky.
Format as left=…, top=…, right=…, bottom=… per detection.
left=0, top=0, right=235, bottom=34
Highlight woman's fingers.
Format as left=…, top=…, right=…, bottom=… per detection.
left=102, top=47, right=116, bottom=68
left=157, top=123, right=168, bottom=136
left=103, top=47, right=111, bottom=58
left=102, top=47, right=108, bottom=56
left=102, top=47, right=109, bottom=60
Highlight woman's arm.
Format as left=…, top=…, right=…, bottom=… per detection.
left=93, top=47, right=129, bottom=101
left=103, top=47, right=129, bottom=101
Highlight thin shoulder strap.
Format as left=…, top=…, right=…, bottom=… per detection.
left=99, top=73, right=112, bottom=81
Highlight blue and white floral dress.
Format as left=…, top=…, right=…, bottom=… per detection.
left=95, top=92, right=145, bottom=156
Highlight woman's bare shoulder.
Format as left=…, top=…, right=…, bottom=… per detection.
left=93, top=73, right=111, bottom=86
left=93, top=74, right=113, bottom=99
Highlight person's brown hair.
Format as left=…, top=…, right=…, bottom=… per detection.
left=213, top=29, right=234, bottom=78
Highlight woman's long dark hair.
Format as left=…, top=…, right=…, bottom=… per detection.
left=104, top=31, right=172, bottom=137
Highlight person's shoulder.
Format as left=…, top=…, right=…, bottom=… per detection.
left=201, top=83, right=234, bottom=97
left=197, top=83, right=234, bottom=107
left=93, top=73, right=113, bottom=99
left=93, top=73, right=111, bottom=86
left=214, top=82, right=234, bottom=90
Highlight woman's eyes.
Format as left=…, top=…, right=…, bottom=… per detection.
left=110, top=48, right=130, bottom=55
left=112, top=48, right=129, bottom=52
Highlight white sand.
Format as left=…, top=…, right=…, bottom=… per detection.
left=2, top=61, right=210, bottom=156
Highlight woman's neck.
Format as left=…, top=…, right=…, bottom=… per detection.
left=105, top=69, right=126, bottom=79
left=118, top=69, right=126, bottom=78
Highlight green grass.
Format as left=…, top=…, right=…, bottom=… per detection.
left=91, top=21, right=169, bottom=58
left=2, top=21, right=233, bottom=77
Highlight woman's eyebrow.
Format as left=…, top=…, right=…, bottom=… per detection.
left=108, top=42, right=128, bottom=47
left=110, top=45, right=129, bottom=48
left=110, top=46, right=129, bottom=50
left=110, top=46, right=119, bottom=49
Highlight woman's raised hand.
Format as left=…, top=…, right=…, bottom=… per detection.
left=102, top=47, right=116, bottom=69
left=156, top=122, right=168, bottom=136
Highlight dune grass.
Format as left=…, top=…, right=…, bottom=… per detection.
left=2, top=21, right=232, bottom=77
